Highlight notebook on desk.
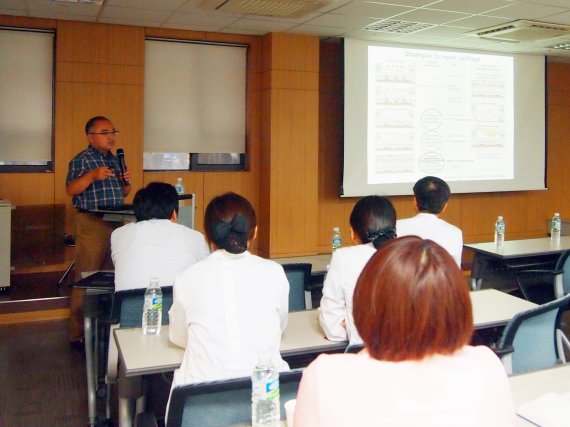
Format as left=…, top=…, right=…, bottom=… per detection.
left=72, top=271, right=115, bottom=290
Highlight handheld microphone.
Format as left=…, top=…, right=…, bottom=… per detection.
left=116, top=148, right=129, bottom=185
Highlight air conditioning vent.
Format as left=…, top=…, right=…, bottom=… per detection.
left=468, top=20, right=570, bottom=43
left=200, top=0, right=336, bottom=18
left=364, top=19, right=435, bottom=35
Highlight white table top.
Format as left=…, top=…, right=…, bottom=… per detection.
left=471, top=289, right=537, bottom=329
left=509, top=364, right=570, bottom=426
left=465, top=237, right=570, bottom=259
left=114, top=309, right=346, bottom=378
left=114, top=289, right=536, bottom=378
left=272, top=254, right=331, bottom=275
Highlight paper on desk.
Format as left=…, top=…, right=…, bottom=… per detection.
left=517, top=392, right=570, bottom=427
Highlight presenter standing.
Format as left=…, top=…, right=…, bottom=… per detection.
left=65, top=116, right=131, bottom=348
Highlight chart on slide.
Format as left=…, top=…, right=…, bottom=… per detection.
left=367, top=46, right=514, bottom=185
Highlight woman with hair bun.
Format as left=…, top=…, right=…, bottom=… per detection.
left=319, top=195, right=396, bottom=344
left=168, top=192, right=289, bottom=386
left=295, top=237, right=515, bottom=427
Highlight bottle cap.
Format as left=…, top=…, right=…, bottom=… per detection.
left=498, top=216, right=503, bottom=220
left=555, top=213, right=560, bottom=216
left=333, top=226, right=340, bottom=232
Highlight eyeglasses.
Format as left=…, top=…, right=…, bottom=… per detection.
left=88, top=130, right=119, bottom=136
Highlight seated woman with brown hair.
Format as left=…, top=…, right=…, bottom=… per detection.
left=295, top=236, right=515, bottom=427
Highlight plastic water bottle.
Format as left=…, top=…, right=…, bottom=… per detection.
left=494, top=216, right=505, bottom=246
left=251, top=357, right=280, bottom=427
left=332, top=227, right=342, bottom=251
left=175, top=177, right=185, bottom=195
left=142, top=278, right=162, bottom=335
left=551, top=212, right=561, bottom=241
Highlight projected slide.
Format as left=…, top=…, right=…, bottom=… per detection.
left=367, top=46, right=514, bottom=185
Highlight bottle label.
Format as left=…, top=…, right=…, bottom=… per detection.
left=264, top=378, right=279, bottom=400
left=332, top=236, right=341, bottom=249
left=152, top=296, right=162, bottom=309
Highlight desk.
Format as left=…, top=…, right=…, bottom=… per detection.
left=115, top=290, right=535, bottom=378
left=465, top=237, right=570, bottom=290
left=114, top=309, right=346, bottom=379
left=509, top=364, right=570, bottom=426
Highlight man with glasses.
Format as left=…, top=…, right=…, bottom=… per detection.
left=65, top=116, right=131, bottom=349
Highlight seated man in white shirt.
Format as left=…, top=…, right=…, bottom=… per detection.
left=396, top=176, right=463, bottom=267
left=111, top=182, right=210, bottom=291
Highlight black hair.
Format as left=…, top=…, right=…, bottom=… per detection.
left=413, top=176, right=451, bottom=214
left=349, top=195, right=397, bottom=249
left=204, top=192, right=256, bottom=254
left=133, top=182, right=179, bottom=222
left=85, top=116, right=110, bottom=134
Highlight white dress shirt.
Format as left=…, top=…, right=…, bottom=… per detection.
left=169, top=249, right=290, bottom=386
left=397, top=213, right=463, bottom=267
left=111, top=219, right=210, bottom=291
left=319, top=243, right=376, bottom=345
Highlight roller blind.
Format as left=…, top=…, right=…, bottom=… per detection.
left=0, top=28, right=54, bottom=167
left=144, top=39, right=247, bottom=156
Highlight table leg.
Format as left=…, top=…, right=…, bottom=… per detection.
left=118, top=365, right=143, bottom=427
left=84, top=315, right=97, bottom=427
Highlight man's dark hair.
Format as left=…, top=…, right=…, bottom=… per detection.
left=133, top=182, right=179, bottom=222
left=413, top=176, right=451, bottom=214
left=85, top=116, right=110, bottom=134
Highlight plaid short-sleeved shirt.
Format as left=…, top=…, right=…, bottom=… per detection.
left=66, top=145, right=125, bottom=210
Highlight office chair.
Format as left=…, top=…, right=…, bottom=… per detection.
left=495, top=293, right=570, bottom=374
left=514, top=249, right=570, bottom=304
left=344, top=343, right=364, bottom=354
left=282, top=263, right=312, bottom=311
left=137, top=369, right=303, bottom=427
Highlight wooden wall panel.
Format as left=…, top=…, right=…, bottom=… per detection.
left=57, top=21, right=144, bottom=65
left=53, top=21, right=145, bottom=234
left=0, top=174, right=54, bottom=206
left=259, top=33, right=320, bottom=257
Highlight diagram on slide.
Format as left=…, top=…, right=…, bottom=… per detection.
left=367, top=46, right=514, bottom=184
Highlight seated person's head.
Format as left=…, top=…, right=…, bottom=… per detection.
left=205, top=192, right=256, bottom=254
left=354, top=236, right=473, bottom=361
left=413, top=176, right=451, bottom=214
left=349, top=196, right=396, bottom=249
left=133, top=182, right=179, bottom=222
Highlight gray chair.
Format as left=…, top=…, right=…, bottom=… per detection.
left=344, top=343, right=364, bottom=354
left=138, top=369, right=303, bottom=427
left=495, top=293, right=570, bottom=374
left=282, top=263, right=312, bottom=311
left=104, top=286, right=174, bottom=421
left=515, top=249, right=570, bottom=304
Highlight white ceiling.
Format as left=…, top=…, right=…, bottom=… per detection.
left=3, top=0, right=570, bottom=58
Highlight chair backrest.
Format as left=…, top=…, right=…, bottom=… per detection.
left=555, top=250, right=570, bottom=298
left=110, top=286, right=174, bottom=327
left=497, top=293, right=570, bottom=374
left=167, top=369, right=303, bottom=427
left=282, top=263, right=312, bottom=312
left=344, top=343, right=364, bottom=354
